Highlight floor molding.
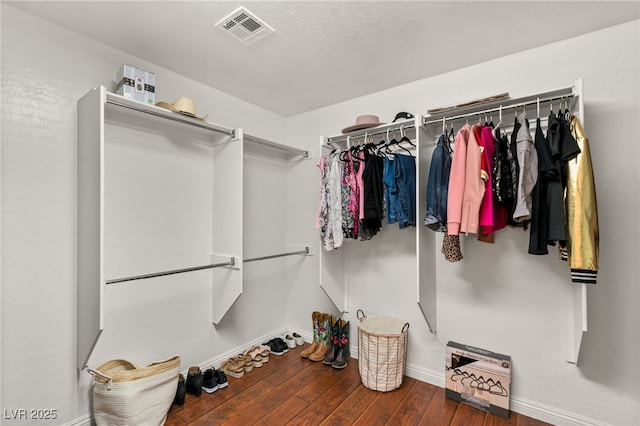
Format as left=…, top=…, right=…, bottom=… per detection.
left=62, top=413, right=91, bottom=426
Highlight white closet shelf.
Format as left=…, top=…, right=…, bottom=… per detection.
left=325, top=118, right=416, bottom=146
left=105, top=90, right=310, bottom=161
left=244, top=133, right=310, bottom=162
left=422, top=85, right=577, bottom=126
left=105, top=90, right=235, bottom=136
left=77, top=86, right=308, bottom=370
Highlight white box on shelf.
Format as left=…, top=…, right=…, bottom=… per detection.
left=116, top=64, right=155, bottom=105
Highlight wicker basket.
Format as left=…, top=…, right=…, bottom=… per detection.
left=357, top=309, right=409, bottom=392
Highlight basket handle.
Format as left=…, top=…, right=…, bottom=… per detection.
left=356, top=309, right=365, bottom=320
left=402, top=322, right=410, bottom=333
left=87, top=368, right=114, bottom=390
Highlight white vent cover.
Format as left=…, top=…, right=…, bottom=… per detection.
left=216, top=7, right=274, bottom=44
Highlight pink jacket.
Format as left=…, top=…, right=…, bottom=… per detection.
left=447, top=124, right=485, bottom=235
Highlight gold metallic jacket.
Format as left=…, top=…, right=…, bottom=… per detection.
left=562, top=115, right=599, bottom=284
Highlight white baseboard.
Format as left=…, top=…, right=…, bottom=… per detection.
left=66, top=327, right=610, bottom=426
left=63, top=413, right=91, bottom=426
left=182, top=328, right=292, bottom=376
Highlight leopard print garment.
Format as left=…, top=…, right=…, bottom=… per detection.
left=442, top=234, right=463, bottom=263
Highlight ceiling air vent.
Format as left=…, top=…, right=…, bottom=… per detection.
left=216, top=7, right=274, bottom=44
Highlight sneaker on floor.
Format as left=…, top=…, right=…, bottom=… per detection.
left=264, top=339, right=285, bottom=355
left=293, top=332, right=304, bottom=346
left=274, top=337, right=289, bottom=353
left=202, top=368, right=219, bottom=393
left=284, top=335, right=297, bottom=349
left=213, top=369, right=228, bottom=389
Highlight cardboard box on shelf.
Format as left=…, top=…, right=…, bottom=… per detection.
left=445, top=341, right=511, bottom=418
left=116, top=65, right=155, bottom=105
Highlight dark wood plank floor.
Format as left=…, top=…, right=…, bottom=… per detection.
left=166, top=344, right=552, bottom=426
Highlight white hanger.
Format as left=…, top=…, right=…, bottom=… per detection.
left=492, top=105, right=503, bottom=139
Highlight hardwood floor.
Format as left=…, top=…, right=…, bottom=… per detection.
left=166, top=344, right=552, bottom=426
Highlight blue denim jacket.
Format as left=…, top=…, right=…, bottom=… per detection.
left=383, top=153, right=416, bottom=229
left=423, top=134, right=452, bottom=232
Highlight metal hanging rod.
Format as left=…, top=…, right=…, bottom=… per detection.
left=423, top=88, right=575, bottom=127
left=327, top=120, right=416, bottom=145
left=106, top=247, right=310, bottom=284
left=105, top=97, right=236, bottom=137
left=106, top=258, right=236, bottom=285
left=244, top=247, right=310, bottom=263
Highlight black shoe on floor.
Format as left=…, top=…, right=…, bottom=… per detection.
left=173, top=373, right=186, bottom=406
left=264, top=339, right=285, bottom=355
left=202, top=368, right=219, bottom=393
left=214, top=369, right=228, bottom=389
left=185, top=366, right=203, bottom=397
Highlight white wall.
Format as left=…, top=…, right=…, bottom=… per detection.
left=285, top=20, right=640, bottom=426
left=2, top=2, right=639, bottom=424
left=1, top=4, right=290, bottom=424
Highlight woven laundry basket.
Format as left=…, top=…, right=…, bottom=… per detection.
left=357, top=309, right=409, bottom=392
left=88, top=356, right=180, bottom=426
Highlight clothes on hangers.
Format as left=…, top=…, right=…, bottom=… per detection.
left=507, top=116, right=521, bottom=228
left=513, top=112, right=538, bottom=224
left=318, top=137, right=416, bottom=250
left=528, top=110, right=581, bottom=254
left=528, top=117, right=554, bottom=255
left=447, top=124, right=485, bottom=236
left=492, top=128, right=515, bottom=207
left=341, top=150, right=359, bottom=239
left=360, top=144, right=385, bottom=240
left=544, top=111, right=569, bottom=244
left=560, top=115, right=599, bottom=284
left=316, top=152, right=344, bottom=251
left=383, top=153, right=416, bottom=229
left=423, top=133, right=452, bottom=232
left=478, top=125, right=508, bottom=240
left=420, top=98, right=598, bottom=284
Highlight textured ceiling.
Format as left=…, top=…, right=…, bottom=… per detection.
left=7, top=1, right=640, bottom=117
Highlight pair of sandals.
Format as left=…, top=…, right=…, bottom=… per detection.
left=220, top=357, right=245, bottom=379
left=221, top=344, right=270, bottom=379
left=245, top=345, right=270, bottom=368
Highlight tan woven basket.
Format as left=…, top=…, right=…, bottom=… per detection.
left=357, top=309, right=409, bottom=392
left=88, top=355, right=180, bottom=426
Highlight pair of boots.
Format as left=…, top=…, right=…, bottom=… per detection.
left=323, top=317, right=350, bottom=369
left=300, top=312, right=350, bottom=369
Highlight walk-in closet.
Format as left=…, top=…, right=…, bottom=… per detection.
left=2, top=2, right=639, bottom=426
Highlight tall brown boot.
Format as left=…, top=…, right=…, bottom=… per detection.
left=309, top=313, right=331, bottom=362
left=300, top=311, right=321, bottom=358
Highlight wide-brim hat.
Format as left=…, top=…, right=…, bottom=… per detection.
left=341, top=115, right=385, bottom=134
left=156, top=96, right=208, bottom=120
